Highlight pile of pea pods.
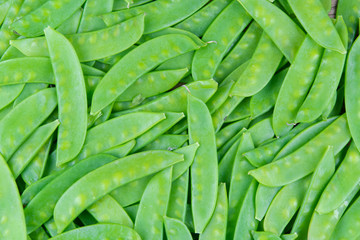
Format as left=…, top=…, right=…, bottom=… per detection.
left=2, top=0, right=360, bottom=239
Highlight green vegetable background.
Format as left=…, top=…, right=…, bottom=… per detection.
left=0, top=0, right=359, bottom=239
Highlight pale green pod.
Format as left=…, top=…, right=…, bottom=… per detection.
left=164, top=217, right=192, bottom=240
left=77, top=0, right=113, bottom=33
left=167, top=170, right=189, bottom=222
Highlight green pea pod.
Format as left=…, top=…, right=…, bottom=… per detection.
left=216, top=117, right=251, bottom=149
left=29, top=226, right=49, bottom=240
left=11, top=14, right=145, bottom=62
left=77, top=0, right=113, bottom=33
left=188, top=94, right=218, bottom=233
left=101, top=0, right=209, bottom=34
left=317, top=142, right=360, bottom=214
left=103, top=140, right=136, bottom=158
left=167, top=170, right=189, bottom=222
left=113, top=0, right=153, bottom=10
left=297, top=16, right=348, bottom=122
left=0, top=153, right=27, bottom=240
left=273, top=36, right=324, bottom=137
left=91, top=34, right=202, bottom=114
left=291, top=146, right=335, bottom=239
left=164, top=216, right=193, bottom=240
left=56, top=9, right=82, bottom=35
left=336, top=0, right=360, bottom=48
left=206, top=80, right=234, bottom=114
left=238, top=0, right=305, bottom=63
left=199, top=183, right=228, bottom=240
left=0, top=88, right=57, bottom=159
left=0, top=84, right=25, bottom=110
left=54, top=150, right=183, bottom=233
left=288, top=0, right=346, bottom=53
left=192, top=0, right=251, bottom=80
left=225, top=97, right=251, bottom=123
left=252, top=231, right=282, bottom=240
left=250, top=115, right=351, bottom=187
left=142, top=134, right=188, bottom=151
left=230, top=32, right=283, bottom=97
left=49, top=224, right=141, bottom=240
left=13, top=83, right=49, bottom=107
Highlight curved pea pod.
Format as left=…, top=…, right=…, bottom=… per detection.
left=322, top=89, right=338, bottom=119
left=199, top=183, right=227, bottom=240
left=288, top=0, right=346, bottom=53
left=1, top=45, right=26, bottom=61
left=250, top=68, right=288, bottom=118
left=0, top=1, right=10, bottom=26
left=250, top=115, right=351, bottom=187
left=157, top=51, right=194, bottom=71
left=17, top=0, right=48, bottom=18
left=164, top=216, right=192, bottom=240
left=11, top=14, right=145, bottom=62
left=117, top=68, right=188, bottom=102
left=91, top=34, right=202, bottom=114
left=88, top=195, right=133, bottom=227
left=81, top=64, right=105, bottom=76
left=54, top=150, right=183, bottom=233
left=0, top=84, right=25, bottom=110
left=337, top=0, right=360, bottom=48
left=291, top=146, right=335, bottom=239
left=24, top=154, right=117, bottom=233
left=113, top=0, right=153, bottom=10
left=224, top=97, right=251, bottom=123
left=175, top=0, right=231, bottom=37
left=206, top=80, right=234, bottom=114
left=0, top=57, right=54, bottom=85
left=255, top=185, right=281, bottom=221
left=273, top=36, right=324, bottom=137
left=56, top=9, right=83, bottom=35
left=216, top=117, right=251, bottom=149
left=112, top=80, right=218, bottom=116
left=44, top=218, right=76, bottom=237
left=44, top=27, right=87, bottom=166
left=251, top=231, right=282, bottom=240
left=8, top=120, right=59, bottom=178
left=76, top=112, right=165, bottom=160
left=0, top=154, right=27, bottom=240
left=316, top=142, right=360, bottom=214
left=103, top=140, right=136, bottom=158
left=142, top=134, right=188, bottom=151
left=214, top=21, right=263, bottom=82
left=232, top=180, right=258, bottom=240
left=230, top=32, right=283, bottom=97
left=264, top=176, right=310, bottom=235
left=331, top=195, right=360, bottom=240
left=297, top=17, right=348, bottom=122
left=49, top=224, right=141, bottom=240
left=135, top=167, right=172, bottom=240
left=77, top=0, right=113, bottom=33
left=13, top=83, right=49, bottom=107
left=0, top=88, right=57, bottom=159
left=188, top=94, right=218, bottom=233
left=192, top=0, right=251, bottom=81
left=238, top=0, right=305, bottom=63
left=212, top=95, right=244, bottom=132
left=227, top=132, right=254, bottom=239
left=167, top=170, right=189, bottom=222
left=10, top=0, right=85, bottom=37
left=308, top=185, right=360, bottom=240
left=29, top=226, right=50, bottom=240
left=102, top=0, right=209, bottom=34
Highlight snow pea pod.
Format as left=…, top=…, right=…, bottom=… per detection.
left=164, top=216, right=193, bottom=240
left=336, top=0, right=360, bottom=48
left=167, top=170, right=189, bottom=222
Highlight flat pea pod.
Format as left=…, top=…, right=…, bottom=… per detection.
left=135, top=167, right=172, bottom=240
left=288, top=0, right=346, bottom=53
left=214, top=21, right=263, bottom=83
left=1, top=45, right=26, bottom=61
left=206, top=80, right=234, bottom=114
left=251, top=231, right=281, bottom=240
left=224, top=97, right=251, bottom=123
left=157, top=51, right=194, bottom=71
left=164, top=216, right=193, bottom=240
left=232, top=180, right=258, bottom=240
left=13, top=83, right=49, bottom=107
left=101, top=0, right=209, bottom=34
left=0, top=57, right=54, bottom=85
left=0, top=84, right=25, bottom=110
left=0, top=153, right=27, bottom=240
left=113, top=0, right=153, bottom=10
left=331, top=195, right=360, bottom=240
left=29, top=226, right=50, bottom=240
left=188, top=94, right=218, bottom=233
left=8, top=120, right=59, bottom=178
left=199, top=183, right=228, bottom=240
left=0, top=88, right=57, bottom=159
left=16, top=0, right=48, bottom=18
left=175, top=0, right=231, bottom=37
left=87, top=195, right=133, bottom=227
left=264, top=176, right=310, bottom=235
left=44, top=219, right=76, bottom=237
left=191, top=0, right=251, bottom=81
left=322, top=89, right=337, bottom=119
left=48, top=223, right=141, bottom=240
left=167, top=170, right=189, bottom=222
left=54, top=150, right=183, bottom=233
left=316, top=142, right=360, bottom=214
left=345, top=33, right=360, bottom=152
left=273, top=36, right=323, bottom=137
left=290, top=146, right=335, bottom=239
left=91, top=34, right=202, bottom=114
left=112, top=80, right=218, bottom=117
left=0, top=1, right=10, bottom=26
left=45, top=27, right=87, bottom=166
left=238, top=0, right=305, bottom=63
left=76, top=112, right=165, bottom=161
left=77, top=0, right=113, bottom=33
left=24, top=154, right=118, bottom=234
left=250, top=68, right=288, bottom=118
left=11, top=14, right=145, bottom=62
left=55, top=9, right=82, bottom=35
left=11, top=0, right=86, bottom=37
left=308, top=185, right=360, bottom=240
left=249, top=115, right=351, bottom=187
left=336, top=0, right=360, bottom=48
left=230, top=32, right=283, bottom=97
left=297, top=16, right=348, bottom=122
left=212, top=95, right=244, bottom=132
left=103, top=140, right=136, bottom=158
left=216, top=117, right=251, bottom=149
left=141, top=134, right=188, bottom=151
